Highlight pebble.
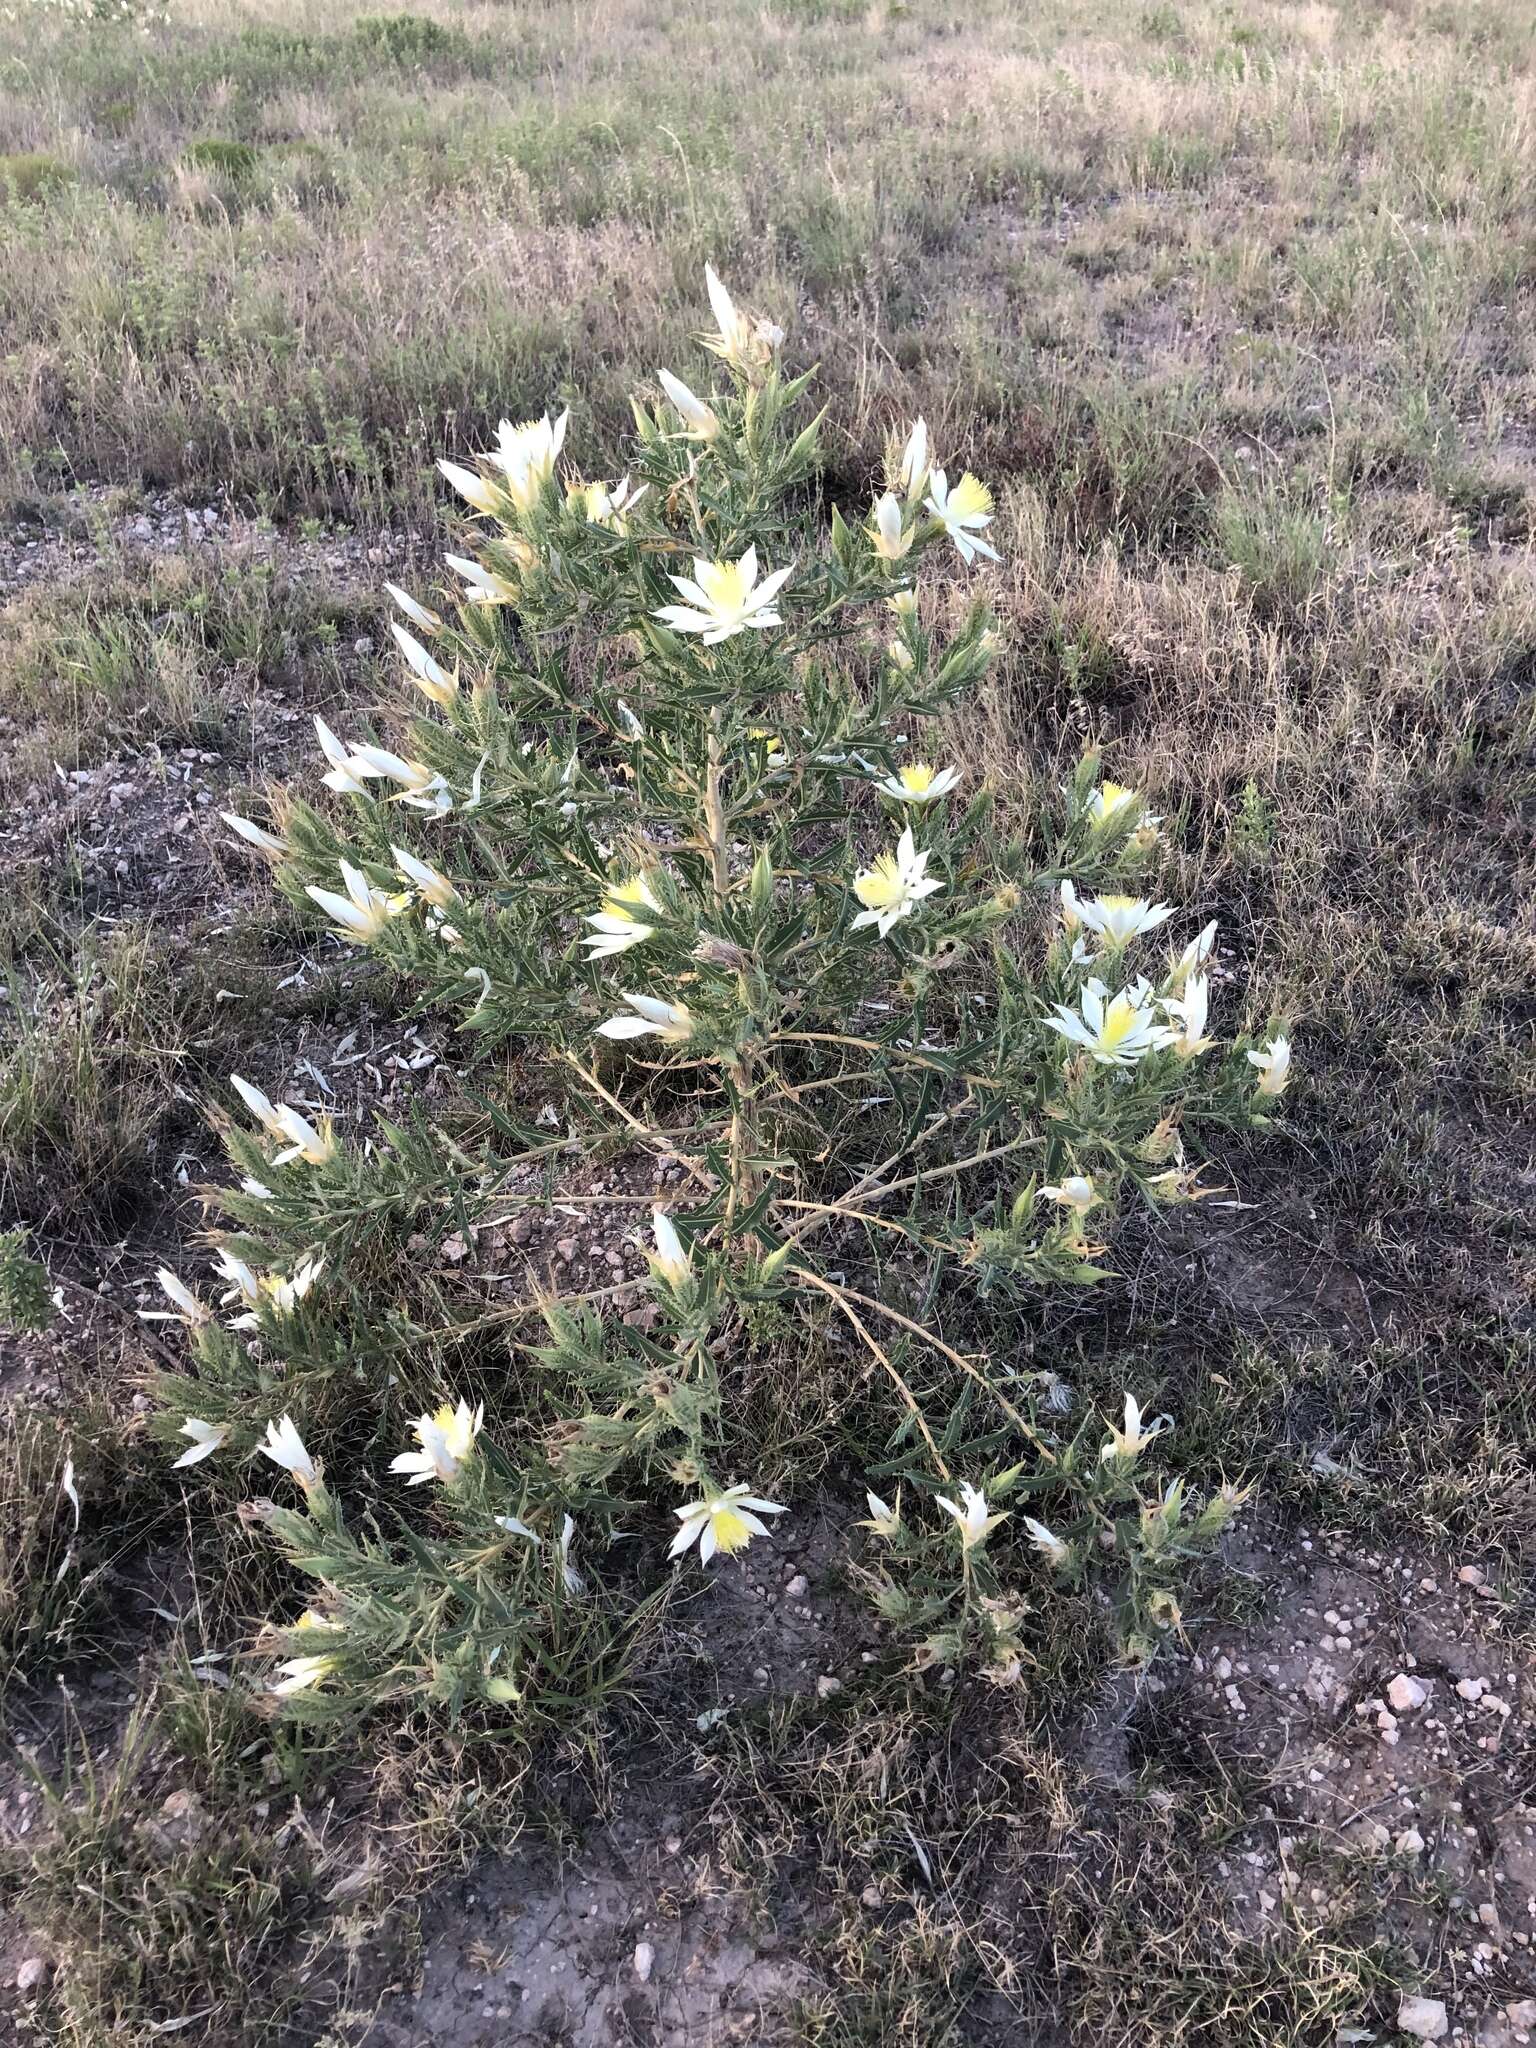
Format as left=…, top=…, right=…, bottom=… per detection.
left=15, top=1957, right=47, bottom=1993
left=785, top=1574, right=808, bottom=1599
left=632, top=1941, right=654, bottom=1983
left=816, top=1675, right=843, bottom=1700
left=1398, top=1995, right=1449, bottom=2041
left=1388, top=1673, right=1428, bottom=1713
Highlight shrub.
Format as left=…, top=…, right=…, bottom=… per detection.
left=0, top=151, right=75, bottom=204
left=154, top=266, right=1293, bottom=1729
left=352, top=12, right=468, bottom=64
left=181, top=138, right=259, bottom=181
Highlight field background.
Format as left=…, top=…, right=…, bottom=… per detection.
left=1, top=0, right=1534, bottom=2042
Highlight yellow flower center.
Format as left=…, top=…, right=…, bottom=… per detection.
left=901, top=764, right=936, bottom=795
left=854, top=855, right=903, bottom=910
left=709, top=1505, right=753, bottom=1553
left=693, top=560, right=751, bottom=616
left=601, top=874, right=656, bottom=924
left=430, top=1405, right=477, bottom=1460
left=948, top=473, right=993, bottom=521
left=1099, top=996, right=1138, bottom=1048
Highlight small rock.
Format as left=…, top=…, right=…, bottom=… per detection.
left=555, top=1236, right=579, bottom=1262
left=15, top=1957, right=47, bottom=1993
left=816, top=1675, right=843, bottom=1700
left=1398, top=1995, right=1449, bottom=2041
left=1387, top=1673, right=1428, bottom=1713
left=785, top=1574, right=808, bottom=1599
left=1396, top=1827, right=1426, bottom=1856
left=633, top=1941, right=654, bottom=1983
left=1458, top=1678, right=1487, bottom=1703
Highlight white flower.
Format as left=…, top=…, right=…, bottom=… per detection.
left=315, top=715, right=369, bottom=796
left=384, top=582, right=442, bottom=635
left=657, top=367, right=720, bottom=440
left=874, top=762, right=959, bottom=806
left=494, top=409, right=568, bottom=512
left=140, top=1267, right=210, bottom=1325
left=212, top=1247, right=261, bottom=1308
left=575, top=475, right=648, bottom=533
left=858, top=1489, right=902, bottom=1538
left=438, top=459, right=503, bottom=515
left=444, top=552, right=519, bottom=604
left=935, top=1479, right=1005, bottom=1551
left=272, top=1652, right=338, bottom=1696
left=1169, top=919, right=1218, bottom=989
left=221, top=812, right=288, bottom=859
left=1161, top=974, right=1212, bottom=1058
left=1101, top=1393, right=1167, bottom=1465
left=390, top=621, right=457, bottom=707
left=1060, top=881, right=1174, bottom=946
left=495, top=1513, right=538, bottom=1542
left=230, top=1073, right=285, bottom=1135
left=229, top=1256, right=324, bottom=1328
left=260, top=1414, right=318, bottom=1488
left=925, top=469, right=1000, bottom=565
left=898, top=418, right=929, bottom=501
left=669, top=1483, right=785, bottom=1564
left=1021, top=1516, right=1070, bottom=1567
left=1040, top=1174, right=1096, bottom=1215
left=391, top=844, right=457, bottom=909
left=270, top=1105, right=335, bottom=1167
left=582, top=872, right=660, bottom=958
left=1248, top=1033, right=1292, bottom=1097
left=886, top=639, right=915, bottom=672
left=596, top=993, right=694, bottom=1044
left=172, top=1418, right=227, bottom=1469
left=701, top=263, right=780, bottom=370
left=1045, top=977, right=1175, bottom=1066
left=654, top=545, right=791, bottom=645
left=335, top=744, right=452, bottom=813
left=306, top=860, right=408, bottom=943
left=851, top=826, right=943, bottom=936
left=649, top=1209, right=692, bottom=1288
left=389, top=1399, right=483, bottom=1486
left=870, top=491, right=911, bottom=562
left=1087, top=780, right=1161, bottom=835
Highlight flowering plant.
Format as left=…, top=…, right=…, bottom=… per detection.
left=156, top=267, right=1290, bottom=1719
